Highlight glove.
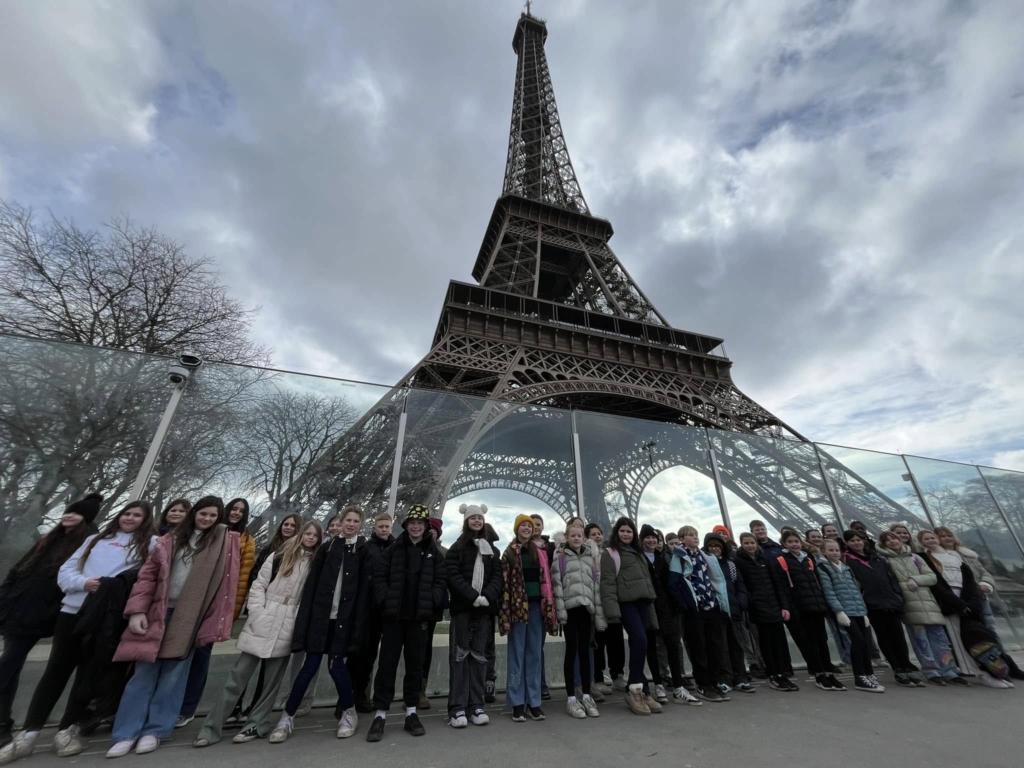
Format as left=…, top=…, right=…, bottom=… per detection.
left=836, top=611, right=851, bottom=627
left=473, top=596, right=489, bottom=608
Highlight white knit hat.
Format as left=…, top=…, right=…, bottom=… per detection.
left=459, top=503, right=488, bottom=519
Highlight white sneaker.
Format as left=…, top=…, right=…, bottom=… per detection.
left=469, top=710, right=489, bottom=726
left=581, top=696, right=600, bottom=718
left=611, top=675, right=627, bottom=692
left=269, top=714, right=294, bottom=744
left=594, top=682, right=612, bottom=695
left=673, top=687, right=702, bottom=706
left=134, top=736, right=159, bottom=754
left=54, top=726, right=86, bottom=758
left=979, top=672, right=1013, bottom=689
left=603, top=672, right=613, bottom=685
left=336, top=708, right=358, bottom=738
left=174, top=715, right=194, bottom=729
left=654, top=684, right=668, bottom=703
left=295, top=696, right=313, bottom=717
left=449, top=712, right=468, bottom=728
left=0, top=733, right=36, bottom=764
left=565, top=699, right=587, bottom=719
left=106, top=741, right=136, bottom=759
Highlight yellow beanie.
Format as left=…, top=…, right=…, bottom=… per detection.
left=513, top=514, right=535, bottom=537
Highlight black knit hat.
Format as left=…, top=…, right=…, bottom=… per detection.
left=66, top=493, right=103, bottom=525
left=842, top=529, right=863, bottom=543
left=639, top=524, right=658, bottom=541
left=404, top=504, right=431, bottom=529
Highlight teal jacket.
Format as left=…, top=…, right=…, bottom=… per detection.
left=817, top=559, right=867, bottom=617
left=668, top=547, right=730, bottom=615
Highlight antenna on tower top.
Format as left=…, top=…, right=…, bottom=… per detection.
left=525, top=0, right=532, bottom=16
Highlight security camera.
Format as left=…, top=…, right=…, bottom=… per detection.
left=179, top=352, right=203, bottom=369
left=168, top=365, right=191, bottom=384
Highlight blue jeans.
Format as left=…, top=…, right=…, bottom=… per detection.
left=178, top=643, right=213, bottom=718
left=907, top=624, right=958, bottom=680
left=506, top=603, right=543, bottom=707
left=113, top=650, right=195, bottom=741
left=619, top=602, right=650, bottom=694
left=826, top=616, right=853, bottom=665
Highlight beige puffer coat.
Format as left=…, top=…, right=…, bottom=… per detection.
left=236, top=551, right=313, bottom=658
left=878, top=545, right=944, bottom=625
left=552, top=541, right=607, bottom=631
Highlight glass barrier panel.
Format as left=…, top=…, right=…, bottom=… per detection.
left=979, top=466, right=1024, bottom=552
left=904, top=456, right=1024, bottom=646
left=0, top=335, right=174, bottom=575
left=575, top=411, right=722, bottom=538
left=708, top=431, right=837, bottom=543
left=815, top=444, right=932, bottom=536
left=145, top=361, right=402, bottom=541
left=395, top=389, right=577, bottom=554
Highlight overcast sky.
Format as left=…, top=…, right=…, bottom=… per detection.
left=2, top=0, right=1023, bottom=480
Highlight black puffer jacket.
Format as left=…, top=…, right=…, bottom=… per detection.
left=73, top=568, right=140, bottom=664
left=842, top=550, right=903, bottom=613
left=735, top=549, right=784, bottom=624
left=292, top=536, right=370, bottom=656
left=445, top=537, right=502, bottom=616
left=374, top=531, right=447, bottom=621
left=770, top=550, right=829, bottom=615
left=644, top=552, right=677, bottom=624
left=361, top=534, right=394, bottom=612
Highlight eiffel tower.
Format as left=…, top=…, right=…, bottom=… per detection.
left=277, top=10, right=921, bottom=536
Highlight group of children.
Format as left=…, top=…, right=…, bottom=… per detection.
left=0, top=494, right=1021, bottom=760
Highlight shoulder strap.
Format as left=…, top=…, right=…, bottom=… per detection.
left=807, top=557, right=815, bottom=571
left=558, top=551, right=567, bottom=586
left=271, top=552, right=283, bottom=583
left=776, top=555, right=793, bottom=588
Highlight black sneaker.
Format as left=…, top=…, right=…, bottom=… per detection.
left=355, top=700, right=376, bottom=714
left=541, top=690, right=552, bottom=701
left=511, top=705, right=526, bottom=722
left=827, top=674, right=847, bottom=691
left=815, top=674, right=830, bottom=690
left=854, top=675, right=883, bottom=693
left=927, top=677, right=947, bottom=686
left=748, top=664, right=767, bottom=680
left=947, top=676, right=970, bottom=687
left=769, top=676, right=788, bottom=691
left=825, top=664, right=844, bottom=674
left=484, top=681, right=496, bottom=704
left=784, top=677, right=800, bottom=691
left=695, top=687, right=724, bottom=702
left=911, top=676, right=927, bottom=688
left=895, top=673, right=915, bottom=687
left=366, top=716, right=386, bottom=742
left=527, top=706, right=546, bottom=720
left=404, top=713, right=425, bottom=736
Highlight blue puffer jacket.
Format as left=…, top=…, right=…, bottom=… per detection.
left=817, top=559, right=867, bottom=617
left=668, top=546, right=730, bottom=615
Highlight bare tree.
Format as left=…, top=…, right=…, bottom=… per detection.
left=0, top=200, right=269, bottom=365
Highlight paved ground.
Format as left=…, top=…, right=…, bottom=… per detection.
left=13, top=668, right=1023, bottom=768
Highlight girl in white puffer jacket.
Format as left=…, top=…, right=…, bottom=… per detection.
left=194, top=520, right=322, bottom=747
left=552, top=523, right=606, bottom=719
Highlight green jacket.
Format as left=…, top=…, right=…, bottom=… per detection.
left=600, top=546, right=658, bottom=630
left=878, top=545, right=944, bottom=625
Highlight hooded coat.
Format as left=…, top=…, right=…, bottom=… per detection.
left=842, top=549, right=903, bottom=613
left=734, top=548, right=784, bottom=624
left=291, top=535, right=369, bottom=656
left=878, top=544, right=945, bottom=625
left=769, top=550, right=829, bottom=615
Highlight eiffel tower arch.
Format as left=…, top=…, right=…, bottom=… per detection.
left=275, top=10, right=916, bottom=537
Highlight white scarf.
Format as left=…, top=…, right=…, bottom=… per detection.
left=472, top=538, right=493, bottom=593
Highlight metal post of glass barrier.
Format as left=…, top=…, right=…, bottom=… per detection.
left=813, top=444, right=846, bottom=530
left=571, top=409, right=586, bottom=523
left=386, top=399, right=409, bottom=518
left=899, top=455, right=936, bottom=527
left=129, top=356, right=202, bottom=501
left=706, top=432, right=733, bottom=535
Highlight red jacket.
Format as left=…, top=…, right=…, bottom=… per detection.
left=114, top=529, right=239, bottom=663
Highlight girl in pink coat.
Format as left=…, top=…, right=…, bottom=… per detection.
left=107, top=496, right=239, bottom=758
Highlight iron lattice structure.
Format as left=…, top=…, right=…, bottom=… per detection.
left=281, top=12, right=918, bottom=536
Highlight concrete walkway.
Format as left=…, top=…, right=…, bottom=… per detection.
left=11, top=669, right=1022, bottom=768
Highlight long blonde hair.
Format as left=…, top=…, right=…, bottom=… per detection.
left=278, top=520, right=323, bottom=578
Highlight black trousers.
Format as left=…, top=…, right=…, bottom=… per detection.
left=786, top=612, right=830, bottom=675
left=755, top=622, right=791, bottom=677
left=372, top=620, right=428, bottom=711
left=868, top=610, right=916, bottom=672
left=846, top=616, right=873, bottom=678
left=485, top=622, right=497, bottom=684
left=680, top=608, right=726, bottom=689
left=646, top=615, right=683, bottom=689
left=24, top=614, right=96, bottom=731
left=592, top=629, right=606, bottom=681
left=604, top=622, right=625, bottom=679
left=421, top=620, right=437, bottom=687
left=354, top=609, right=385, bottom=703
left=562, top=607, right=592, bottom=696
left=720, top=618, right=749, bottom=685
left=0, top=634, right=39, bottom=727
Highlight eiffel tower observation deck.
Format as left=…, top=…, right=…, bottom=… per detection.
left=286, top=11, right=949, bottom=536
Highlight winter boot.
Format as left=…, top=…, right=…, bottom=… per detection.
left=625, top=684, right=651, bottom=715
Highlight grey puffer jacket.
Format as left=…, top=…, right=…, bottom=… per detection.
left=552, top=541, right=606, bottom=631
left=600, top=546, right=658, bottom=630
left=878, top=545, right=944, bottom=625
